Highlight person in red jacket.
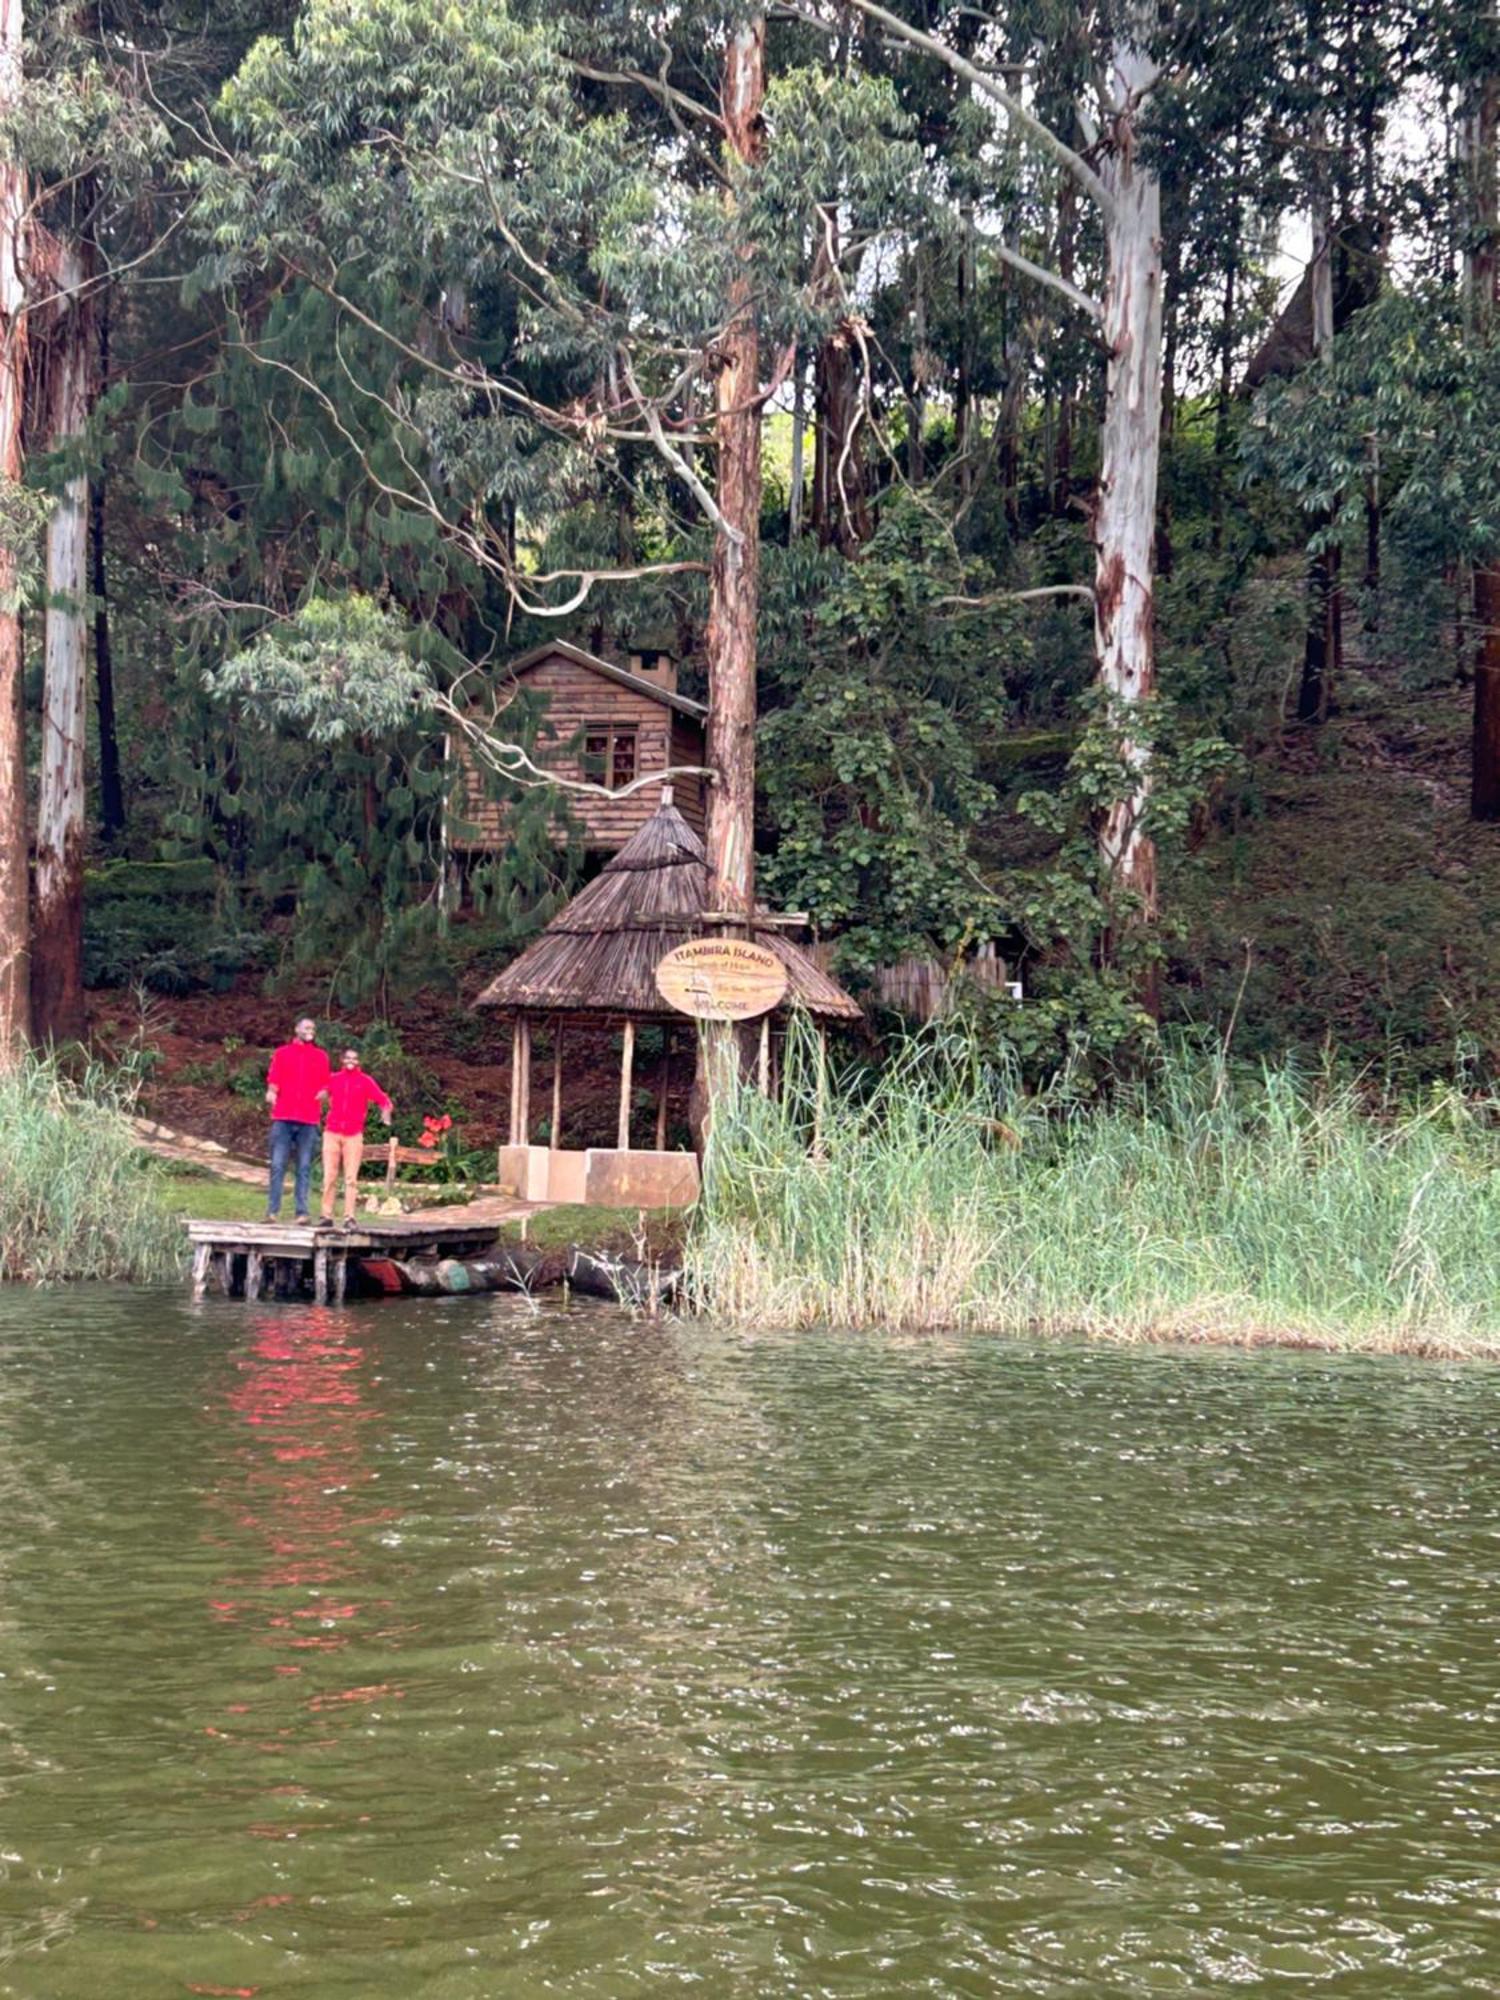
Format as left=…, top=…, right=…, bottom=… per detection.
left=320, top=1046, right=394, bottom=1228
left=265, top=1017, right=331, bottom=1224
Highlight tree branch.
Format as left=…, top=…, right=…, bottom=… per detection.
left=840, top=0, right=1117, bottom=222
left=992, top=239, right=1103, bottom=323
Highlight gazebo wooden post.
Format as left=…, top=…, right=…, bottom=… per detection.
left=550, top=1019, right=563, bottom=1151
left=508, top=1017, right=522, bottom=1145
left=617, top=1017, right=636, bottom=1151
left=757, top=1015, right=771, bottom=1095
left=516, top=1016, right=532, bottom=1145
left=812, top=1025, right=828, bottom=1159
left=655, top=1026, right=671, bottom=1150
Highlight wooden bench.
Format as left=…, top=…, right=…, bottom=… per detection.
left=357, top=1137, right=435, bottom=1190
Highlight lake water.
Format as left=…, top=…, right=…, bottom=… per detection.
left=0, top=1290, right=1497, bottom=1996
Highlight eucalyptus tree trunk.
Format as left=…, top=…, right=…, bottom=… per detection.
left=0, top=0, right=29, bottom=1059
left=693, top=13, right=766, bottom=1146
left=32, top=238, right=93, bottom=1042
left=1297, top=109, right=1341, bottom=724
left=1464, top=76, right=1500, bottom=819
left=703, top=14, right=764, bottom=921
left=1093, top=26, right=1165, bottom=948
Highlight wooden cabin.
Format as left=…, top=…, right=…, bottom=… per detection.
left=447, top=640, right=708, bottom=857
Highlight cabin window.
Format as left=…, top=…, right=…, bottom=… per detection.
left=582, top=724, right=638, bottom=791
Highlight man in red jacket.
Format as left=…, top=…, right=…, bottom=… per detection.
left=320, top=1046, right=394, bottom=1228
left=265, top=1016, right=331, bottom=1225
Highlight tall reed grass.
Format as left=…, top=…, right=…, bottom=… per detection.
left=0, top=1051, right=180, bottom=1283
left=688, top=1031, right=1500, bottom=1355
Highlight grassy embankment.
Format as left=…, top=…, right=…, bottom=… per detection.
left=689, top=1035, right=1500, bottom=1357
left=0, top=1053, right=181, bottom=1283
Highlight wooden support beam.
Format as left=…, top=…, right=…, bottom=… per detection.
left=191, top=1244, right=210, bottom=1301
left=517, top=1016, right=532, bottom=1146
left=245, top=1250, right=263, bottom=1303
left=313, top=1247, right=329, bottom=1306
left=550, top=1021, right=563, bottom=1150
left=655, top=1026, right=670, bottom=1150
left=333, top=1252, right=347, bottom=1307
left=758, top=1014, right=770, bottom=1095
left=618, top=1017, right=636, bottom=1151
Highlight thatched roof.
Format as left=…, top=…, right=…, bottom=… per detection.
left=473, top=799, right=861, bottom=1021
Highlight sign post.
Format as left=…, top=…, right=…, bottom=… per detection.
left=654, top=938, right=789, bottom=1022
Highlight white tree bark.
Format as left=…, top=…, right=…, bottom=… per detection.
left=1093, top=28, right=1164, bottom=929
left=33, top=238, right=91, bottom=1041
left=0, top=0, right=28, bottom=1059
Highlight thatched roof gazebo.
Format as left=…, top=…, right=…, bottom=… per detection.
left=474, top=793, right=859, bottom=1202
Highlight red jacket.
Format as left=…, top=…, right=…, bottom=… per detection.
left=266, top=1041, right=330, bottom=1124
left=325, top=1068, right=393, bottom=1137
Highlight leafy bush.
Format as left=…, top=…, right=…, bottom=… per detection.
left=83, top=860, right=269, bottom=994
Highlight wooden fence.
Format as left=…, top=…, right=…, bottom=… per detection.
left=808, top=941, right=1017, bottom=1021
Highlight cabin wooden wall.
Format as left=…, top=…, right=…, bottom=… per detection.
left=449, top=652, right=706, bottom=851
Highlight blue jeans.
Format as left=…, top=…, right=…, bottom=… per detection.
left=268, top=1119, right=319, bottom=1218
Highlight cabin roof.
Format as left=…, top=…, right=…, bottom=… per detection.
left=503, top=640, right=707, bottom=722
left=473, top=799, right=861, bottom=1022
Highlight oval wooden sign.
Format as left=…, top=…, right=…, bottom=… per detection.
left=655, top=939, right=789, bottom=1021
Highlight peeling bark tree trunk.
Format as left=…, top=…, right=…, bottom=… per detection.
left=0, top=0, right=29, bottom=1059
left=704, top=17, right=763, bottom=919
left=907, top=247, right=926, bottom=483
left=1297, top=121, right=1341, bottom=726
left=1094, top=32, right=1165, bottom=960
left=1052, top=181, right=1075, bottom=518
left=787, top=346, right=805, bottom=541
left=692, top=15, right=766, bottom=1147
left=32, top=238, right=92, bottom=1043
left=1465, top=76, right=1500, bottom=819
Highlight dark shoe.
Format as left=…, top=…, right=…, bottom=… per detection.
left=294, top=1213, right=312, bottom=1226
left=339, top=1217, right=356, bottom=1233
left=265, top=1211, right=279, bottom=1224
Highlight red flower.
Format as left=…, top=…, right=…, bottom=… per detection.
left=438, top=1114, right=453, bottom=1131
left=417, top=1131, right=438, bottom=1149
left=422, top=1114, right=440, bottom=1131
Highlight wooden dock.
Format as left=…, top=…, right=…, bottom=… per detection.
left=185, top=1216, right=508, bottom=1306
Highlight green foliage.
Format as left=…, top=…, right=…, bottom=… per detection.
left=759, top=500, right=1018, bottom=972
left=209, top=595, right=431, bottom=742
left=83, top=861, right=269, bottom=994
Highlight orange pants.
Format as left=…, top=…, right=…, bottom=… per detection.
left=320, top=1131, right=365, bottom=1219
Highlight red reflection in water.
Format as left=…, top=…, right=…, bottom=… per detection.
left=199, top=1309, right=411, bottom=1768
left=207, top=1309, right=395, bottom=1651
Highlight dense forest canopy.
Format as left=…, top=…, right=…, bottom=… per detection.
left=1, top=0, right=1498, bottom=1082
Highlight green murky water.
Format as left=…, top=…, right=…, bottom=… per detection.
left=0, top=1291, right=1497, bottom=1996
